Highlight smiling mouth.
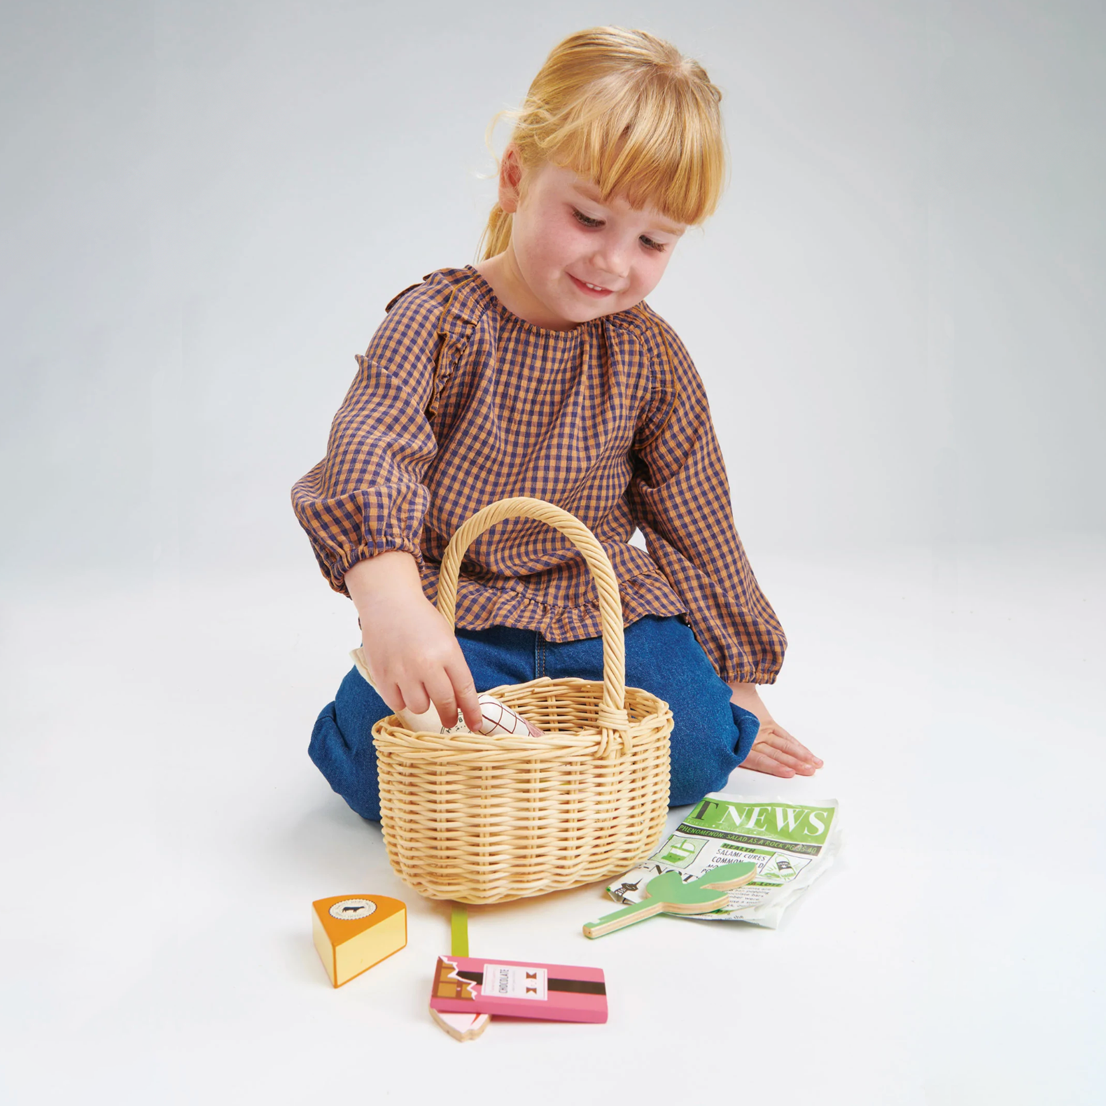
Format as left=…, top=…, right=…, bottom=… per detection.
left=569, top=274, right=614, bottom=296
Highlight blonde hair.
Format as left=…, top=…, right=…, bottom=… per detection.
left=480, top=27, right=726, bottom=260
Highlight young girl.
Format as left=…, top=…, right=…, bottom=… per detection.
left=292, top=26, right=821, bottom=822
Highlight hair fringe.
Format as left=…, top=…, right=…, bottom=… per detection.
left=480, top=27, right=726, bottom=260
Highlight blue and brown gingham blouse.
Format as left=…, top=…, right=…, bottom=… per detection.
left=292, top=266, right=786, bottom=683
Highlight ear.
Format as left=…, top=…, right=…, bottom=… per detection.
left=497, top=145, right=524, bottom=213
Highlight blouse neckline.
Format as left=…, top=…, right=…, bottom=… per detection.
left=458, top=264, right=638, bottom=339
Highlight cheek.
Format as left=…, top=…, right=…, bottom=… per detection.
left=545, top=222, right=589, bottom=261
left=634, top=252, right=672, bottom=293
left=519, top=218, right=569, bottom=265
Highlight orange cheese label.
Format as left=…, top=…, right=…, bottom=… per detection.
left=312, top=894, right=405, bottom=947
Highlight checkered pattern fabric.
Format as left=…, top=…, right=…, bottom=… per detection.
left=292, top=267, right=785, bottom=683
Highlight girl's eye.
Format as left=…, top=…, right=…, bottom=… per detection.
left=640, top=236, right=667, bottom=253
left=572, top=208, right=603, bottom=228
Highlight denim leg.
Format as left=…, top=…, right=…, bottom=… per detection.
left=543, top=615, right=759, bottom=807
left=309, top=665, right=388, bottom=821
left=308, top=625, right=540, bottom=821
left=308, top=616, right=757, bottom=820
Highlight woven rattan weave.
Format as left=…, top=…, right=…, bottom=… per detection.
left=372, top=497, right=673, bottom=904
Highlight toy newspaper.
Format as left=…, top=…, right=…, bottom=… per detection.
left=605, top=793, right=841, bottom=929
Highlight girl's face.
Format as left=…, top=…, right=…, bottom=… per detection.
left=494, top=153, right=687, bottom=330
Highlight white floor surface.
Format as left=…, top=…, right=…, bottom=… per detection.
left=1, top=538, right=1103, bottom=1104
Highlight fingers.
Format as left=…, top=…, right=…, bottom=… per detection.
left=382, top=681, right=435, bottom=727
left=765, top=725, right=827, bottom=769
left=377, top=677, right=452, bottom=731
left=445, top=657, right=484, bottom=733
left=387, top=662, right=481, bottom=733
left=740, top=725, right=823, bottom=777
left=761, top=745, right=816, bottom=776
left=424, top=669, right=481, bottom=733
left=756, top=725, right=827, bottom=769
left=739, top=746, right=798, bottom=778
left=423, top=677, right=463, bottom=731
left=401, top=665, right=463, bottom=731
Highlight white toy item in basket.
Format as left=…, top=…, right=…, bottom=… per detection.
left=371, top=496, right=674, bottom=906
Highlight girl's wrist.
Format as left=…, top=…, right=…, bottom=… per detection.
left=727, top=681, right=772, bottom=724
left=345, top=551, right=425, bottom=619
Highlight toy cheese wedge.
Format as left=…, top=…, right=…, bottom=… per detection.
left=312, top=895, right=407, bottom=987
left=431, top=956, right=607, bottom=1023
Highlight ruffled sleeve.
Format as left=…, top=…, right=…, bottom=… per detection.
left=626, top=311, right=787, bottom=683
left=291, top=281, right=445, bottom=595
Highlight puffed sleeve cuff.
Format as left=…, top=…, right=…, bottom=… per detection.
left=719, top=662, right=783, bottom=686
left=292, top=479, right=431, bottom=596
left=635, top=523, right=788, bottom=685
left=677, top=595, right=786, bottom=687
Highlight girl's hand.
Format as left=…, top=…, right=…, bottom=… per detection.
left=741, top=723, right=821, bottom=778
left=345, top=553, right=484, bottom=733
left=727, top=682, right=823, bottom=779
left=360, top=591, right=485, bottom=733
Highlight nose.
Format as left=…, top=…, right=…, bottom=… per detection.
left=589, top=237, right=630, bottom=281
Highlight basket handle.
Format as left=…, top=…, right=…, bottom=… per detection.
left=436, top=497, right=632, bottom=751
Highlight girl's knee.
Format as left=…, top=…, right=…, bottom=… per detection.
left=667, top=701, right=760, bottom=806
left=623, top=619, right=761, bottom=805
left=308, top=666, right=389, bottom=821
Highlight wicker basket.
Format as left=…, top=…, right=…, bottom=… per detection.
left=372, top=496, right=673, bottom=904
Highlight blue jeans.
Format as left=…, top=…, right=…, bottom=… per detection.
left=309, top=614, right=760, bottom=820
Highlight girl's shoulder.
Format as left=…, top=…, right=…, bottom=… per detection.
left=359, top=268, right=493, bottom=368
left=615, top=300, right=686, bottom=347
left=383, top=267, right=495, bottom=325
left=611, top=301, right=697, bottom=387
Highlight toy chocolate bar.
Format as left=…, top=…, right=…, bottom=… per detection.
left=430, top=956, right=607, bottom=1023
left=429, top=1009, right=490, bottom=1041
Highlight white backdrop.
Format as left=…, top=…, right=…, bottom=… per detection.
left=2, top=5, right=1105, bottom=1105
left=2, top=0, right=1103, bottom=584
